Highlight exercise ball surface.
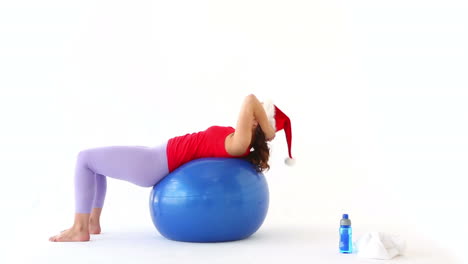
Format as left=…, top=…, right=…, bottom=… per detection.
left=149, top=158, right=269, bottom=242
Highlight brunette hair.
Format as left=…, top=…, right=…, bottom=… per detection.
left=244, top=126, right=270, bottom=172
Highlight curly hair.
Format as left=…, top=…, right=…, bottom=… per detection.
left=244, top=126, right=270, bottom=172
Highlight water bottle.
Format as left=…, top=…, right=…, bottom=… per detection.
left=339, top=214, right=353, bottom=253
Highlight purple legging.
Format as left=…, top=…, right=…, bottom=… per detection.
left=73, top=142, right=169, bottom=214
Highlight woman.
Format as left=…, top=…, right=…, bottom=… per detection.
left=49, top=94, right=291, bottom=242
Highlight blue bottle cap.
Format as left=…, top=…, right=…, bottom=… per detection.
left=342, top=214, right=349, bottom=219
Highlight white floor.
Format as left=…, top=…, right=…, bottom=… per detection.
left=2, top=211, right=461, bottom=264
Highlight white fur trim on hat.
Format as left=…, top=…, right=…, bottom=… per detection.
left=262, top=99, right=276, bottom=130
left=285, top=157, right=296, bottom=166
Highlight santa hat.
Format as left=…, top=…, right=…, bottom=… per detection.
left=262, top=100, right=295, bottom=166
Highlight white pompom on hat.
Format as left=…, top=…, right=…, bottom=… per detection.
left=262, top=100, right=295, bottom=165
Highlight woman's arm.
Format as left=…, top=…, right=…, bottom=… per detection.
left=249, top=94, right=276, bottom=140
left=226, top=94, right=276, bottom=155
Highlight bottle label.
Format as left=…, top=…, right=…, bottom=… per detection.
left=339, top=228, right=352, bottom=253
left=339, top=234, right=349, bottom=250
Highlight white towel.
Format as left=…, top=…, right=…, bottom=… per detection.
left=355, top=232, right=406, bottom=260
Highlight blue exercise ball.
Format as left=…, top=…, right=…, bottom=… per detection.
left=149, top=158, right=269, bottom=242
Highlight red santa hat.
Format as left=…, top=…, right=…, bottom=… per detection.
left=262, top=100, right=295, bottom=166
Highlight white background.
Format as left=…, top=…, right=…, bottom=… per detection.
left=0, top=0, right=467, bottom=263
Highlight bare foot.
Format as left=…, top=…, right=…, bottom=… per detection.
left=50, top=227, right=90, bottom=242
left=61, top=223, right=101, bottom=235
left=89, top=223, right=101, bottom=235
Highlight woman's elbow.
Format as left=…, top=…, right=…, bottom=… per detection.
left=243, top=94, right=259, bottom=109
left=245, top=94, right=257, bottom=102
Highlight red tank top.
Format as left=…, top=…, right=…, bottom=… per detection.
left=166, top=126, right=250, bottom=172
